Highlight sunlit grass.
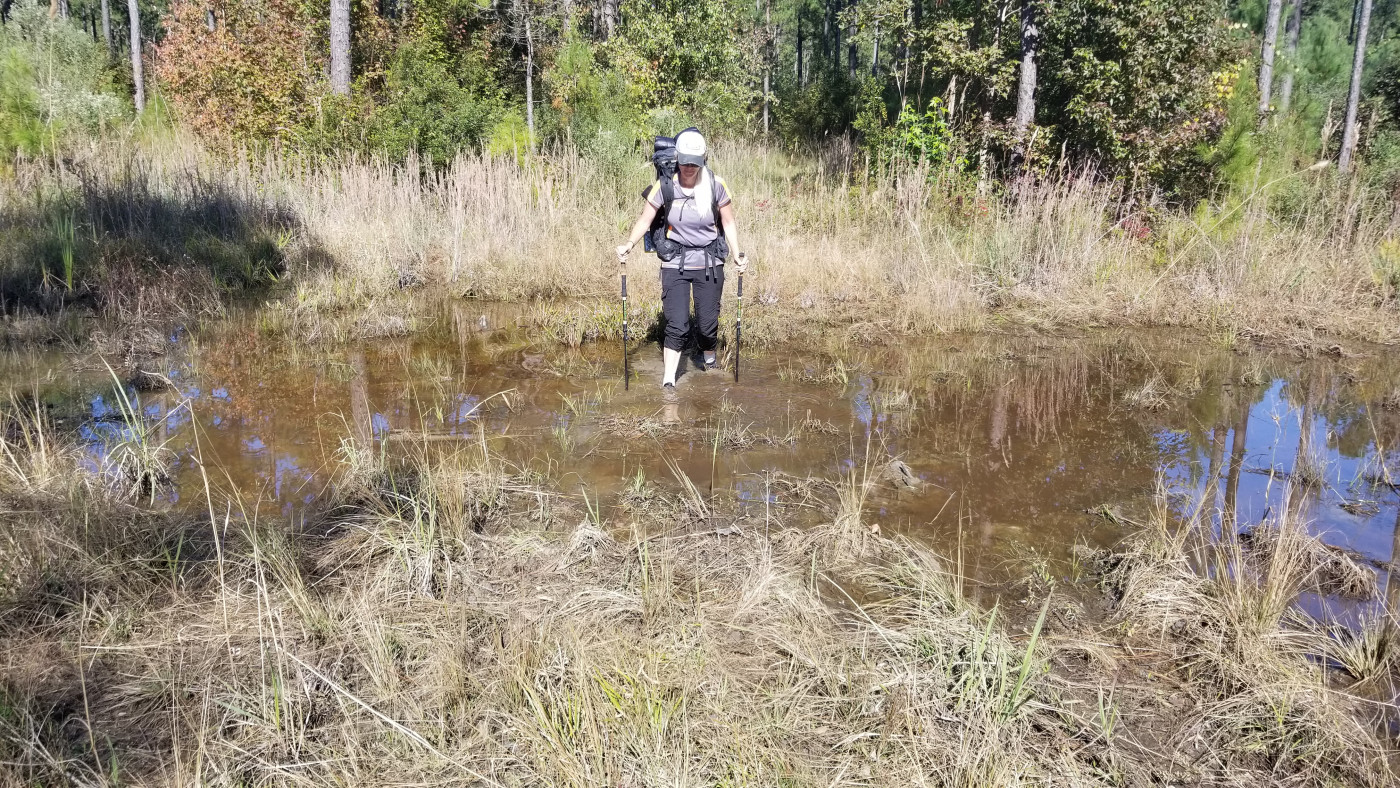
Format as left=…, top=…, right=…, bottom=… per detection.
left=5, top=135, right=1399, bottom=348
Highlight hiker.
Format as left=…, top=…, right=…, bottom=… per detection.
left=615, top=128, right=747, bottom=390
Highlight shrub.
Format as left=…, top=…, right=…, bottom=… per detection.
left=155, top=0, right=321, bottom=146
left=543, top=35, right=643, bottom=174
left=0, top=3, right=126, bottom=159
left=366, top=40, right=502, bottom=164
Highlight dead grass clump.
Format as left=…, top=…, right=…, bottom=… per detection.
left=3, top=423, right=1398, bottom=786
left=595, top=413, right=675, bottom=440
left=1123, top=375, right=1170, bottom=411
left=1238, top=522, right=1380, bottom=600
left=1101, top=498, right=1396, bottom=786
left=13, top=136, right=1400, bottom=350
left=1382, top=388, right=1400, bottom=411
left=1325, top=618, right=1400, bottom=690
left=0, top=449, right=1118, bottom=786
left=91, top=259, right=224, bottom=330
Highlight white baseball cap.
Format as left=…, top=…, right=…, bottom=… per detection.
left=676, top=129, right=706, bottom=166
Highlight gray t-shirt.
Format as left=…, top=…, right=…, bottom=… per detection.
left=646, top=170, right=732, bottom=269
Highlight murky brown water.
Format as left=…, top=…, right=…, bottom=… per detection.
left=6, top=303, right=1400, bottom=616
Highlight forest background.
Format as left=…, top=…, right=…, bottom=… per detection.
left=6, top=0, right=1400, bottom=190
left=2, top=0, right=1400, bottom=344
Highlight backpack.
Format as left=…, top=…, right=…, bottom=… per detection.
left=642, top=128, right=725, bottom=262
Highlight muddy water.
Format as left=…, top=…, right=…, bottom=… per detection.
left=5, top=305, right=1400, bottom=611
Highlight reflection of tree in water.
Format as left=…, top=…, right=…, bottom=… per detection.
left=906, top=345, right=1160, bottom=579
left=348, top=347, right=371, bottom=447
left=866, top=334, right=1400, bottom=585
left=1204, top=423, right=1227, bottom=513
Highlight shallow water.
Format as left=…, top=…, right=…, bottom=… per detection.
left=6, top=304, right=1400, bottom=616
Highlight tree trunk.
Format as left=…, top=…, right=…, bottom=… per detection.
left=349, top=349, right=373, bottom=449
left=601, top=0, right=617, bottom=40
left=1257, top=0, right=1284, bottom=123
left=763, top=69, right=771, bottom=132
left=976, top=0, right=1012, bottom=191
left=330, top=0, right=352, bottom=96
left=896, top=5, right=909, bottom=72
left=1339, top=0, right=1372, bottom=172
left=525, top=15, right=535, bottom=144
left=763, top=0, right=771, bottom=132
left=101, top=0, right=112, bottom=53
left=847, top=0, right=857, bottom=78
left=1204, top=424, right=1227, bottom=514
left=1278, top=0, right=1302, bottom=115
left=870, top=19, right=879, bottom=75
left=1387, top=502, right=1400, bottom=616
left=796, top=19, right=804, bottom=86
left=1013, top=0, right=1038, bottom=142
left=127, top=0, right=144, bottom=112
left=206, top=7, right=216, bottom=31
left=826, top=0, right=835, bottom=63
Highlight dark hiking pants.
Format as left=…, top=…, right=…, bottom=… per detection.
left=661, top=265, right=724, bottom=352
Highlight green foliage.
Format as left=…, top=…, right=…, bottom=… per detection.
left=0, top=51, right=47, bottom=159
left=610, top=0, right=757, bottom=135
left=1038, top=0, right=1244, bottom=184
left=543, top=34, right=642, bottom=170
left=888, top=98, right=957, bottom=166
left=367, top=41, right=502, bottom=163
left=487, top=109, right=532, bottom=160
left=773, top=73, right=855, bottom=140
left=852, top=76, right=888, bottom=155
left=0, top=3, right=127, bottom=159
left=13, top=0, right=1400, bottom=191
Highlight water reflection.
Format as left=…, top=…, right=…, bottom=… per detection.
left=5, top=316, right=1399, bottom=611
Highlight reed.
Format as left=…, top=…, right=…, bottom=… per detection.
left=4, top=135, right=1398, bottom=348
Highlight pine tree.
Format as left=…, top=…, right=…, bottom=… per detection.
left=1277, top=0, right=1302, bottom=116
left=1257, top=0, right=1284, bottom=124
left=1339, top=0, right=1372, bottom=171
left=330, top=0, right=351, bottom=96
left=127, top=0, right=143, bottom=112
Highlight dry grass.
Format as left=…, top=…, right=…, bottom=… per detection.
left=4, top=135, right=1399, bottom=348
left=3, top=399, right=1397, bottom=786
left=1099, top=490, right=1398, bottom=785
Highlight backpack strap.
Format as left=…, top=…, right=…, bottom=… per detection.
left=659, top=175, right=675, bottom=217
left=708, top=169, right=723, bottom=234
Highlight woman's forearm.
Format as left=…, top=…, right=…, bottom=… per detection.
left=622, top=204, right=659, bottom=251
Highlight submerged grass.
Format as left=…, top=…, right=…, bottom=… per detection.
left=0, top=403, right=1397, bottom=786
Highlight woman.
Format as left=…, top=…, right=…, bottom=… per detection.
left=615, top=128, right=747, bottom=391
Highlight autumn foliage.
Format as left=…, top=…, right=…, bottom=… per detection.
left=155, top=0, right=323, bottom=145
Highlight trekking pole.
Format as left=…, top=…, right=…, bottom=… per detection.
left=621, top=264, right=630, bottom=390
left=733, top=267, right=743, bottom=384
